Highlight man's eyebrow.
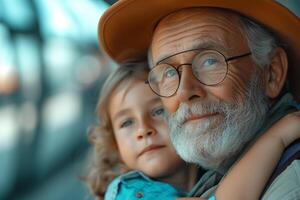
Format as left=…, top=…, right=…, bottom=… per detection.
left=192, top=41, right=226, bottom=51
left=156, top=41, right=229, bottom=65
left=148, top=97, right=161, bottom=104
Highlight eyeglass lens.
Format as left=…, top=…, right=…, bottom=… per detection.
left=148, top=50, right=228, bottom=97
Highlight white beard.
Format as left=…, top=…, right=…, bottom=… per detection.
left=167, top=74, right=269, bottom=170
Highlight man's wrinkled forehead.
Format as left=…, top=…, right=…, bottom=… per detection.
left=150, top=7, right=244, bottom=64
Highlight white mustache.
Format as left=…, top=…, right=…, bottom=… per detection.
left=169, top=100, right=231, bottom=126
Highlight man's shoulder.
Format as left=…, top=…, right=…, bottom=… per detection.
left=188, top=170, right=222, bottom=198
left=262, top=160, right=300, bottom=200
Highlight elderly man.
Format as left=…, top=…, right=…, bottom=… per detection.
left=99, top=1, right=300, bottom=199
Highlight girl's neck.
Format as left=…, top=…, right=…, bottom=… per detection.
left=157, top=164, right=198, bottom=191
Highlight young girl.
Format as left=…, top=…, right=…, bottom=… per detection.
left=85, top=61, right=198, bottom=200
left=85, top=61, right=300, bottom=200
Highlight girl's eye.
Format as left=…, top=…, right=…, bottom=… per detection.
left=152, top=107, right=165, bottom=117
left=120, top=119, right=133, bottom=128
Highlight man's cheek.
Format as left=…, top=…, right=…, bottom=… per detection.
left=209, top=81, right=247, bottom=105
left=161, top=97, right=179, bottom=114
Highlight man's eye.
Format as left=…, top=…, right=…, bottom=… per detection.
left=153, top=107, right=165, bottom=117
left=164, top=68, right=177, bottom=78
left=203, top=58, right=218, bottom=66
left=120, top=119, right=133, bottom=128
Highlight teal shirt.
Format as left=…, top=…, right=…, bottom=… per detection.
left=105, top=170, right=217, bottom=200
left=105, top=171, right=187, bottom=200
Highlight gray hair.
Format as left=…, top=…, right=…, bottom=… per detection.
left=239, top=16, right=283, bottom=69
left=148, top=44, right=154, bottom=68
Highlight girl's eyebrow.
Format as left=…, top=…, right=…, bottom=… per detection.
left=111, top=98, right=162, bottom=121
left=112, top=108, right=130, bottom=122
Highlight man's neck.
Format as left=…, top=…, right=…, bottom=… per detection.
left=157, top=164, right=198, bottom=191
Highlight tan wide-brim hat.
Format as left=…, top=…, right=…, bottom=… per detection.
left=99, top=0, right=300, bottom=101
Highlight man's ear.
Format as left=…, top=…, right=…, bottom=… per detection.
left=265, top=47, right=288, bottom=99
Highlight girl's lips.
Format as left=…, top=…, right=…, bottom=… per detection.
left=138, top=144, right=165, bottom=156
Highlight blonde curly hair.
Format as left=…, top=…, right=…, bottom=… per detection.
left=85, top=61, right=150, bottom=199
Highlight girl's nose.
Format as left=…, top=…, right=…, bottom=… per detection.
left=136, top=123, right=156, bottom=140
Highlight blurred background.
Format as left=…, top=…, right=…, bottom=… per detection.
left=0, top=0, right=299, bottom=200
left=0, top=0, right=116, bottom=199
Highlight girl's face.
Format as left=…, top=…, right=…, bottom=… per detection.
left=109, top=79, right=185, bottom=179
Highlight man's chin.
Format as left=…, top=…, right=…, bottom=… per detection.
left=181, top=120, right=220, bottom=138
left=171, top=120, right=247, bottom=170
left=175, top=139, right=240, bottom=170
left=174, top=132, right=231, bottom=169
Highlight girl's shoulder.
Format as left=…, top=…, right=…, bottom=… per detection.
left=105, top=171, right=187, bottom=200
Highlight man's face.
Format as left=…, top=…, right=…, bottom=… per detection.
left=150, top=8, right=269, bottom=169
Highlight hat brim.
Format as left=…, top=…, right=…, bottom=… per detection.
left=99, top=0, right=300, bottom=101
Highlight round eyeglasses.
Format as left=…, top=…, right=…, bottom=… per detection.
left=146, top=49, right=252, bottom=97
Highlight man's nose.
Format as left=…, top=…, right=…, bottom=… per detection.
left=136, top=121, right=156, bottom=140
left=176, top=66, right=206, bottom=102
